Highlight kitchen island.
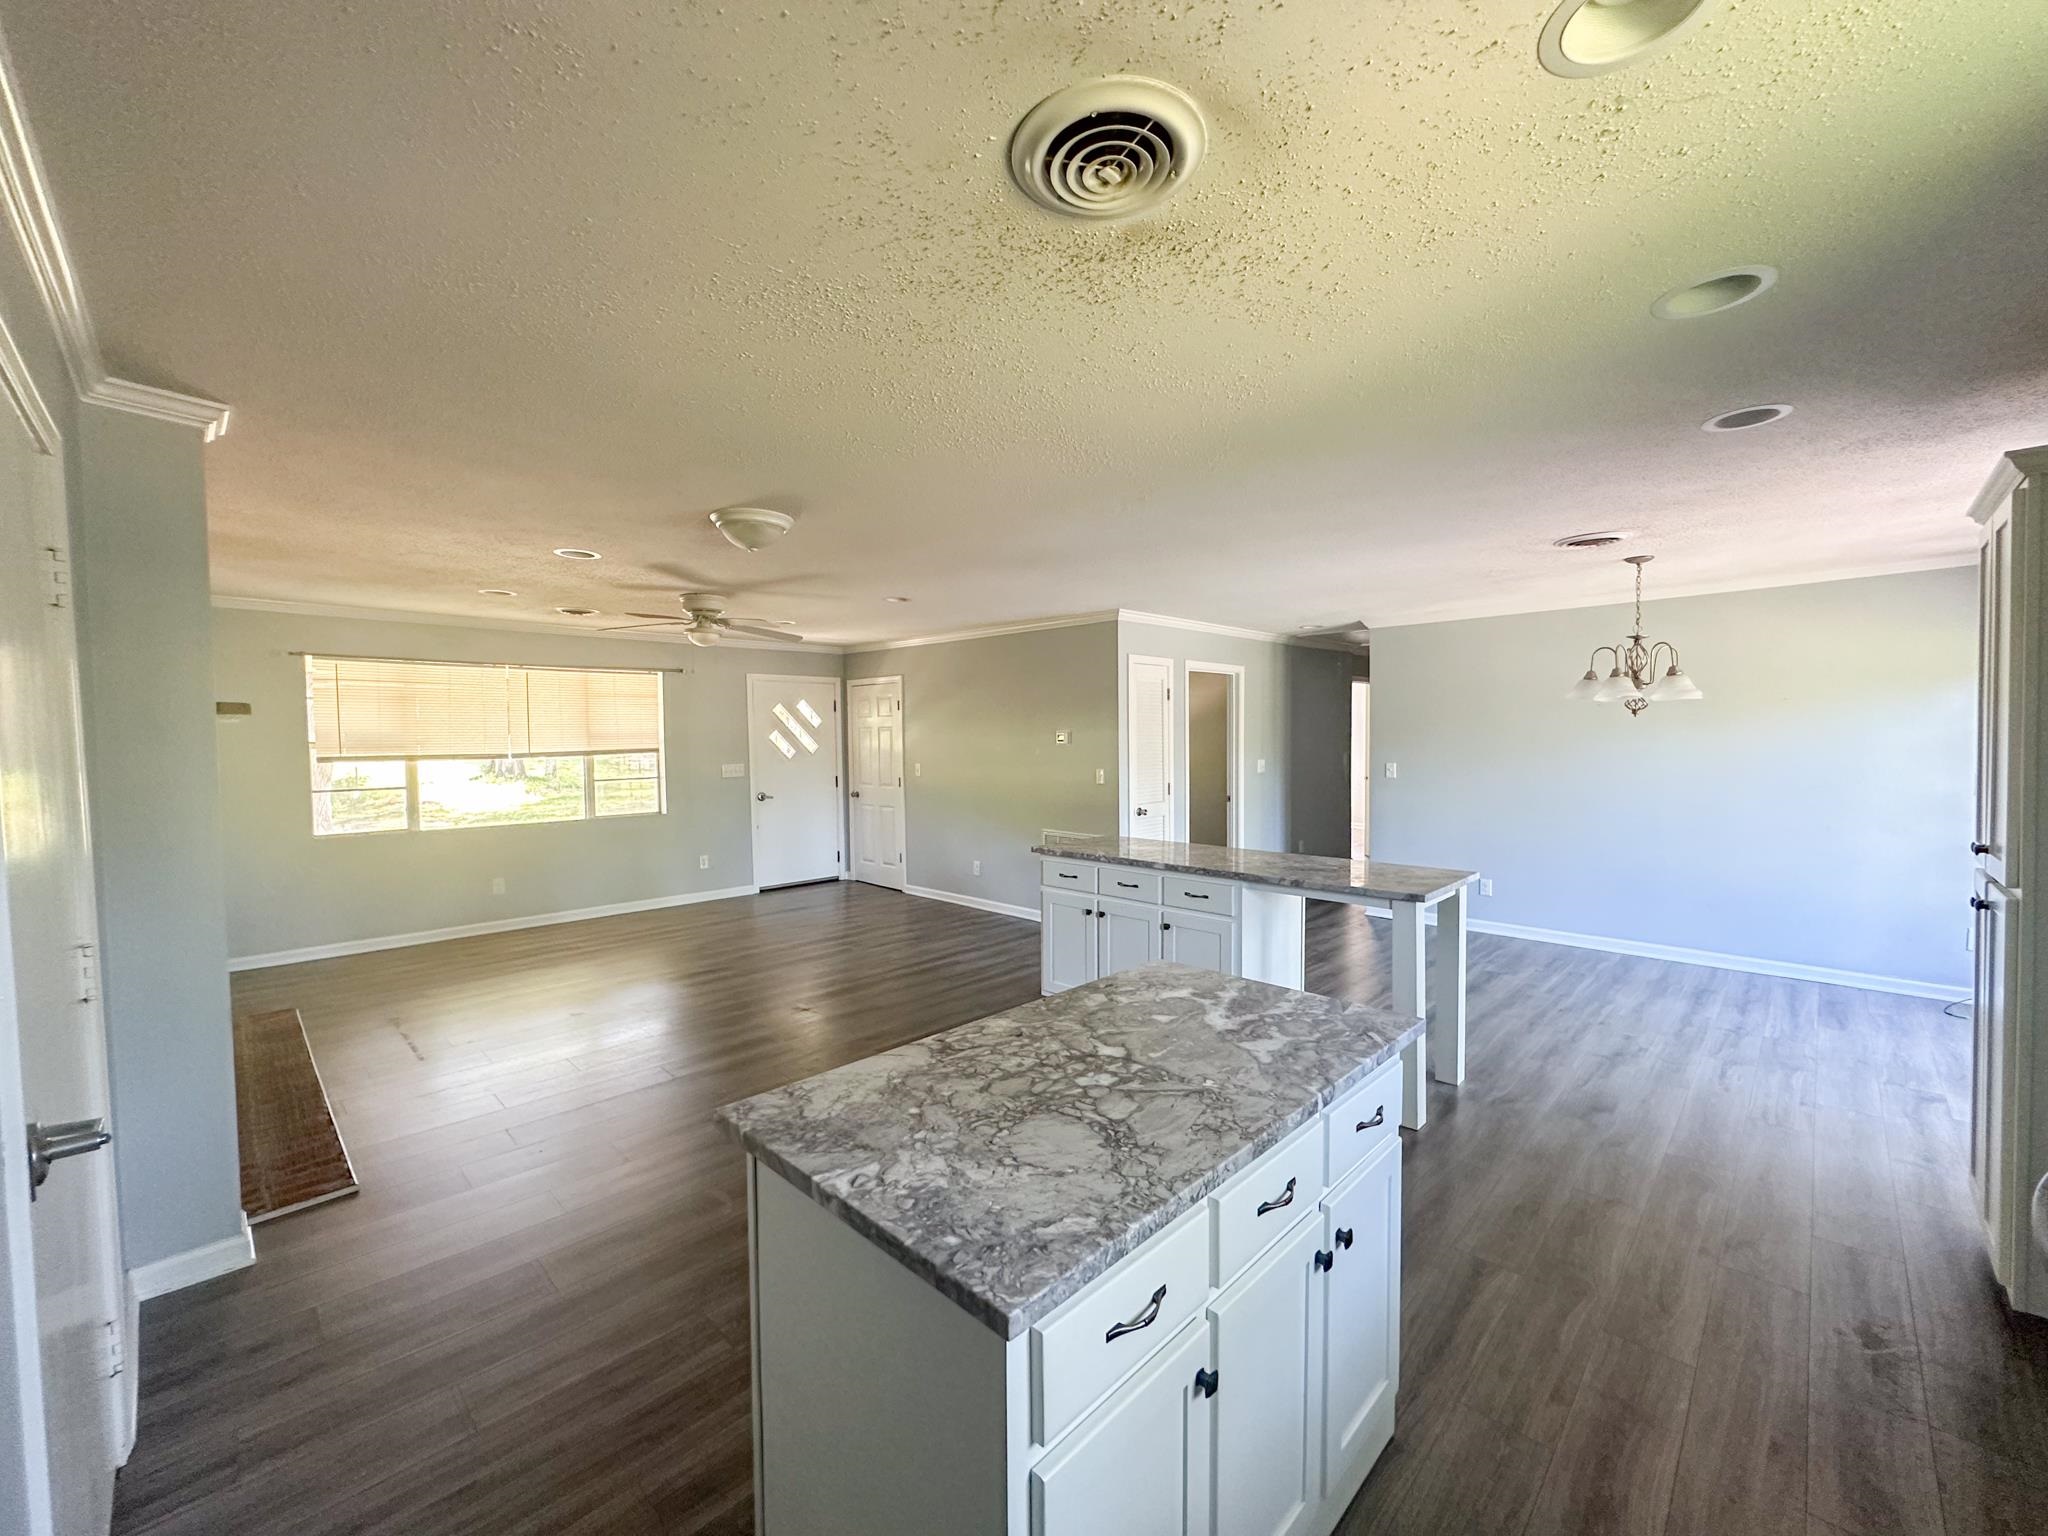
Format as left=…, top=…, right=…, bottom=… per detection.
left=1032, top=836, right=1478, bottom=1129
left=720, top=962, right=1422, bottom=1536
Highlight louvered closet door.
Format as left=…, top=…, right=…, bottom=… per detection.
left=1128, top=656, right=1174, bottom=837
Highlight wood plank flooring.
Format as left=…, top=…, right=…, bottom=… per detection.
left=114, top=885, right=2048, bottom=1535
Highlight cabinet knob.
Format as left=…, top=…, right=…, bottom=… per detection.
left=1314, top=1249, right=1334, bottom=1273
left=1160, top=921, right=1172, bottom=931
left=1193, top=1367, right=1219, bottom=1399
left=1335, top=1227, right=1354, bottom=1250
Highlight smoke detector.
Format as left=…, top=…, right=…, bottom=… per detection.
left=1008, top=77, right=1207, bottom=222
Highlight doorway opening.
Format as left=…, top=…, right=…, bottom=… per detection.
left=1185, top=663, right=1242, bottom=848
left=1350, top=677, right=1370, bottom=861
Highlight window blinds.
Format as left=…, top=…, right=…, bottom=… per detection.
left=306, top=657, right=661, bottom=761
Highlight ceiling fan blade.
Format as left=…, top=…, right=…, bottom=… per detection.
left=621, top=612, right=694, bottom=623
left=723, top=615, right=796, bottom=629
left=724, top=623, right=804, bottom=643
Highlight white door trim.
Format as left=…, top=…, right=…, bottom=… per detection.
left=746, top=673, right=846, bottom=888
left=1124, top=654, right=1176, bottom=839
left=847, top=674, right=907, bottom=891
left=1182, top=661, right=1244, bottom=848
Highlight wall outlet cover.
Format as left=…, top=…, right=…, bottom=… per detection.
left=972, top=860, right=982, bottom=876
left=699, top=854, right=711, bottom=870
left=721, top=763, right=745, bottom=778
left=1095, top=767, right=1105, bottom=784
left=1256, top=758, right=1266, bottom=773
left=1054, top=730, right=1070, bottom=745
left=1480, top=878, right=1494, bottom=897
left=490, top=877, right=506, bottom=895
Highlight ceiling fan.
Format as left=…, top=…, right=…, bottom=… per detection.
left=607, top=593, right=802, bottom=646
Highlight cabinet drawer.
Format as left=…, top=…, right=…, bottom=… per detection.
left=1208, top=1119, right=1323, bottom=1290
left=1164, top=876, right=1238, bottom=916
left=1032, top=1205, right=1212, bottom=1448
left=1324, top=1059, right=1400, bottom=1187
left=1042, top=858, right=1099, bottom=893
left=1099, top=869, right=1163, bottom=904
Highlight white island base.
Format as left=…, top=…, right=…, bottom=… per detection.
left=746, top=1072, right=1403, bottom=1535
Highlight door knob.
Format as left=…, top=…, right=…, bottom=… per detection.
left=755, top=792, right=773, bottom=802
left=27, top=1117, right=111, bottom=1201
left=1971, top=895, right=1993, bottom=911
left=1973, top=842, right=1991, bottom=855
left=1135, top=806, right=1149, bottom=816
left=850, top=790, right=861, bottom=798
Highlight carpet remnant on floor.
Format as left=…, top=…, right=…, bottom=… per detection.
left=234, top=1007, right=357, bottom=1222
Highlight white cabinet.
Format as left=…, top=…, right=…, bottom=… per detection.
left=1099, top=894, right=1165, bottom=978
left=1043, top=861, right=1237, bottom=994
left=1209, top=1216, right=1322, bottom=1536
left=1318, top=1142, right=1400, bottom=1494
left=1163, top=909, right=1238, bottom=976
left=1043, top=887, right=1098, bottom=994
left=1033, top=1318, right=1214, bottom=1536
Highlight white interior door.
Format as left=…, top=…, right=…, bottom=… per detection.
left=748, top=675, right=844, bottom=889
left=1127, top=656, right=1174, bottom=839
left=847, top=677, right=905, bottom=890
left=0, top=396, right=125, bottom=1535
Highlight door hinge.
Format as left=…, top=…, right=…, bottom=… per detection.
left=44, top=545, right=69, bottom=608
left=75, top=942, right=98, bottom=1005
left=105, top=1319, right=124, bottom=1381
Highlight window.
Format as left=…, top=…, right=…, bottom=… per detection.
left=305, top=656, right=663, bottom=835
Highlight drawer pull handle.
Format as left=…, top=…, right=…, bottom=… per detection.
left=1117, top=880, right=1139, bottom=889
left=1057, top=872, right=1079, bottom=880
left=1182, top=890, right=1210, bottom=900
left=1256, top=1177, right=1298, bottom=1217
left=1335, top=1227, right=1354, bottom=1250
left=1193, top=1367, right=1219, bottom=1399
left=1356, top=1106, right=1386, bottom=1132
left=1314, top=1249, right=1334, bottom=1273
left=1105, top=1284, right=1168, bottom=1344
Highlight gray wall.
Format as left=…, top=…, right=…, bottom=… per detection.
left=212, top=608, right=804, bottom=959
left=1285, top=647, right=1355, bottom=858
left=1370, top=567, right=1978, bottom=989
left=72, top=405, right=244, bottom=1271
left=1187, top=670, right=1230, bottom=846
left=845, top=623, right=1119, bottom=913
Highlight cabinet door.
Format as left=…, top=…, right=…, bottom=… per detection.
left=1034, top=1318, right=1213, bottom=1536
left=1320, top=1139, right=1400, bottom=1494
left=1042, top=888, right=1098, bottom=993
left=1098, top=893, right=1164, bottom=978
left=1209, top=1216, right=1321, bottom=1536
left=1162, top=910, right=1236, bottom=976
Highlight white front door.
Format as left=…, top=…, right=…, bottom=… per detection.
left=1128, top=655, right=1174, bottom=838
left=748, top=675, right=844, bottom=889
left=847, top=677, right=905, bottom=890
left=0, top=397, right=125, bottom=1535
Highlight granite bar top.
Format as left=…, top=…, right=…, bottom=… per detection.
left=1033, top=835, right=1477, bottom=904
left=717, top=963, right=1422, bottom=1340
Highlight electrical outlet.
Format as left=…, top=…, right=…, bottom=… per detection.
left=915, top=763, right=922, bottom=777
left=1256, top=758, right=1266, bottom=773
left=1384, top=762, right=1398, bottom=779
left=1480, top=878, right=1494, bottom=897
left=491, top=877, right=506, bottom=895
left=699, top=854, right=711, bottom=870
left=1054, top=730, right=1070, bottom=745
left=972, top=860, right=982, bottom=876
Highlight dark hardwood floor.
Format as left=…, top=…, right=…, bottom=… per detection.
left=114, top=885, right=2047, bottom=1535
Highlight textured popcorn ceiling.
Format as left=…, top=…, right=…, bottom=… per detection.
left=7, top=0, right=2048, bottom=642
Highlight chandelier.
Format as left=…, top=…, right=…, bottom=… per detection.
left=1566, top=555, right=1702, bottom=716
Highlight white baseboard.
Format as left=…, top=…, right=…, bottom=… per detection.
left=129, top=1214, right=255, bottom=1302
left=904, top=884, right=1041, bottom=923
left=227, top=885, right=761, bottom=970
left=1373, top=909, right=1967, bottom=1001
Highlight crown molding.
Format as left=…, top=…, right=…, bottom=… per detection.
left=1969, top=447, right=2048, bottom=526
left=0, top=30, right=229, bottom=440
left=844, top=610, right=1118, bottom=653
left=211, top=594, right=842, bottom=653
left=1116, top=609, right=1296, bottom=644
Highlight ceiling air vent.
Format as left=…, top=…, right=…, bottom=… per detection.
left=1553, top=530, right=1636, bottom=550
left=1008, top=77, right=1207, bottom=222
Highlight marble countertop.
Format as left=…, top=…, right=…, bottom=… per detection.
left=717, top=963, right=1422, bottom=1339
left=1033, top=835, right=1477, bottom=904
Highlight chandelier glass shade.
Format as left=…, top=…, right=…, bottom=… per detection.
left=1566, top=554, right=1701, bottom=716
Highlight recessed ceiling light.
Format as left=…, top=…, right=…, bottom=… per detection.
left=1538, top=0, right=1723, bottom=79
left=1702, top=404, right=1793, bottom=433
left=709, top=507, right=795, bottom=552
left=555, top=606, right=599, bottom=617
left=478, top=587, right=518, bottom=597
left=552, top=547, right=601, bottom=561
left=886, top=596, right=911, bottom=603
left=1651, top=265, right=1777, bottom=321
left=1552, top=530, right=1637, bottom=549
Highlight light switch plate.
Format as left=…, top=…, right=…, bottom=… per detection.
left=1384, top=762, right=1398, bottom=779
left=1256, top=758, right=1266, bottom=773
left=1095, top=768, right=1105, bottom=784
left=721, top=763, right=744, bottom=778
left=1054, top=730, right=1070, bottom=745
left=699, top=855, right=711, bottom=870
left=1480, top=878, right=1494, bottom=897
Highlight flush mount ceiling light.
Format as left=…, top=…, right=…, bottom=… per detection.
left=552, top=547, right=601, bottom=560
left=1009, top=76, right=1207, bottom=221
left=478, top=587, right=518, bottom=597
left=555, top=606, right=599, bottom=617
left=1565, top=555, right=1701, bottom=716
left=1552, top=529, right=1637, bottom=550
left=709, top=506, right=796, bottom=552
left=1651, top=265, right=1777, bottom=321
left=1538, top=0, right=1723, bottom=79
left=1703, top=403, right=1793, bottom=433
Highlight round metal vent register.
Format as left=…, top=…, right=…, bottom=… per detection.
left=1008, top=76, right=1207, bottom=222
